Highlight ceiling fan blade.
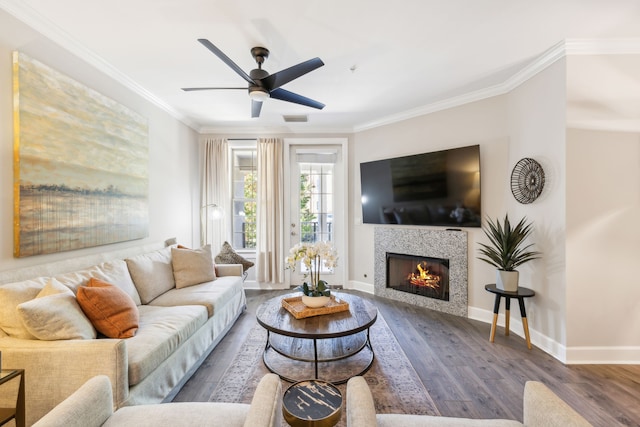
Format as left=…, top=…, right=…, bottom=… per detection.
left=197, top=39, right=255, bottom=85
left=262, top=57, right=324, bottom=90
left=181, top=87, right=246, bottom=91
left=269, top=88, right=325, bottom=110
left=251, top=100, right=263, bottom=118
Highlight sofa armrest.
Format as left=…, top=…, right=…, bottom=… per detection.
left=0, top=337, right=128, bottom=426
left=216, top=263, right=243, bottom=277
left=523, top=381, right=592, bottom=427
left=346, top=376, right=378, bottom=427
left=32, top=375, right=114, bottom=427
left=242, top=373, right=283, bottom=427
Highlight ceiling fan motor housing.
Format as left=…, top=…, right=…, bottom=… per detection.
left=250, top=47, right=269, bottom=65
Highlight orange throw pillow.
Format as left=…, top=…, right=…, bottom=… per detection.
left=77, top=278, right=139, bottom=338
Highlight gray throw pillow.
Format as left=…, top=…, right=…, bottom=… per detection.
left=215, top=241, right=254, bottom=272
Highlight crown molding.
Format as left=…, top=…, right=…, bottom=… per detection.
left=0, top=0, right=199, bottom=131
left=198, top=124, right=353, bottom=135
left=354, top=38, right=640, bottom=133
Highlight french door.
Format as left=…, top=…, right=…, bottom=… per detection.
left=285, top=141, right=346, bottom=288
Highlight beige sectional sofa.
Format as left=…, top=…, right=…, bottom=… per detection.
left=0, top=242, right=246, bottom=426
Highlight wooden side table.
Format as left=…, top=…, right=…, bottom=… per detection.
left=0, top=369, right=25, bottom=427
left=484, top=284, right=536, bottom=350
left=282, top=380, right=342, bottom=427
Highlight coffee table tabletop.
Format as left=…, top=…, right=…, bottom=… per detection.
left=257, top=292, right=377, bottom=338
left=256, top=292, right=378, bottom=384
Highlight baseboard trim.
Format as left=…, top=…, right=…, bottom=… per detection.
left=564, top=346, right=640, bottom=364
left=347, top=280, right=374, bottom=294
left=346, top=283, right=640, bottom=364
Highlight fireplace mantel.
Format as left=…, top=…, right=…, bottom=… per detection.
left=374, top=227, right=468, bottom=317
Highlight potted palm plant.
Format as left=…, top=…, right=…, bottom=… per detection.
left=477, top=215, right=541, bottom=292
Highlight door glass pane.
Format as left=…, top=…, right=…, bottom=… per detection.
left=299, top=162, right=333, bottom=244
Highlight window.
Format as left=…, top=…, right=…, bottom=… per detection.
left=231, top=147, right=257, bottom=249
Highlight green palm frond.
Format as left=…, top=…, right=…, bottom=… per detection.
left=477, top=215, right=541, bottom=271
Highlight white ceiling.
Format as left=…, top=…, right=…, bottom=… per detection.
left=2, top=0, right=640, bottom=133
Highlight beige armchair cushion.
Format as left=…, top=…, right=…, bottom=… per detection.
left=33, top=373, right=283, bottom=427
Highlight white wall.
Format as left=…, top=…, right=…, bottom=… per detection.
left=349, top=95, right=511, bottom=313
left=565, top=54, right=640, bottom=363
left=505, top=59, right=569, bottom=356
left=0, top=9, right=200, bottom=272
left=566, top=129, right=640, bottom=362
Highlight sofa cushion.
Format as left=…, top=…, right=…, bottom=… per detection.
left=171, top=245, right=216, bottom=289
left=17, top=279, right=96, bottom=340
left=125, top=305, right=208, bottom=385
left=0, top=278, right=48, bottom=339
left=77, top=278, right=139, bottom=338
left=52, top=260, right=142, bottom=306
left=148, top=276, right=243, bottom=318
left=125, top=247, right=175, bottom=304
left=215, top=241, right=254, bottom=272
left=91, top=260, right=143, bottom=306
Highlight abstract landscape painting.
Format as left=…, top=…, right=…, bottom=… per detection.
left=13, top=52, right=149, bottom=257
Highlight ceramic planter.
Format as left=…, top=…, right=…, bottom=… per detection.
left=496, top=270, right=519, bottom=292
left=301, top=295, right=331, bottom=308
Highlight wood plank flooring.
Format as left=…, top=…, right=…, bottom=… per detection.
left=173, top=290, right=640, bottom=426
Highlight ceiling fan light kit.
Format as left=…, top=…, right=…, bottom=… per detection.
left=249, top=87, right=270, bottom=101
left=182, top=39, right=325, bottom=118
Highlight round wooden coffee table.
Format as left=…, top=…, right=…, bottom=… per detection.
left=256, top=292, right=377, bottom=384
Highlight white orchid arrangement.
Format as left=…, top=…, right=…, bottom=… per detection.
left=286, top=241, right=338, bottom=297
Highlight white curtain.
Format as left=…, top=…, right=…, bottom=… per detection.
left=256, top=138, right=284, bottom=283
left=200, top=137, right=229, bottom=249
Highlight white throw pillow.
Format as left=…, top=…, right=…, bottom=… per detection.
left=17, top=279, right=96, bottom=340
left=125, top=247, right=175, bottom=304
left=171, top=245, right=216, bottom=288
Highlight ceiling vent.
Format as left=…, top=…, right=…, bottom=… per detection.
left=283, top=114, right=308, bottom=123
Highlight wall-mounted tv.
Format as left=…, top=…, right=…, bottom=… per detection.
left=359, top=144, right=481, bottom=227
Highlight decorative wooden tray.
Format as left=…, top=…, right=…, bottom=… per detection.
left=281, top=295, right=350, bottom=319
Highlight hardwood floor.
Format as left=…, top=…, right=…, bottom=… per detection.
left=174, top=290, right=640, bottom=426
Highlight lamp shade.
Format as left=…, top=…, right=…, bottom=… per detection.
left=202, top=204, right=224, bottom=220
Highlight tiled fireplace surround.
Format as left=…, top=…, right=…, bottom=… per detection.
left=374, top=227, right=468, bottom=317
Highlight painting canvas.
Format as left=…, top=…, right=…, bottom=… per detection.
left=13, top=52, right=149, bottom=257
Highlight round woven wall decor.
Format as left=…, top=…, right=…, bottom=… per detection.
left=510, top=158, right=545, bottom=204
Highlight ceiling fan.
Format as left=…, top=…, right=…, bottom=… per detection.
left=182, top=39, right=325, bottom=118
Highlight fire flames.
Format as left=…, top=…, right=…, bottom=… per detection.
left=408, top=262, right=441, bottom=289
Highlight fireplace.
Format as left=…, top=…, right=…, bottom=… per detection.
left=386, top=253, right=449, bottom=301
left=374, top=227, right=468, bottom=317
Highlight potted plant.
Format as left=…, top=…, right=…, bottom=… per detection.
left=477, top=215, right=541, bottom=292
left=286, top=241, right=338, bottom=307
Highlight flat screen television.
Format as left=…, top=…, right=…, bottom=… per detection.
left=359, top=144, right=481, bottom=227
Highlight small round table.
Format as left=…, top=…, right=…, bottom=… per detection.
left=484, top=284, right=535, bottom=349
left=282, top=380, right=342, bottom=427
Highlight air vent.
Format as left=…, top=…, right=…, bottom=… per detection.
left=283, top=115, right=308, bottom=123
